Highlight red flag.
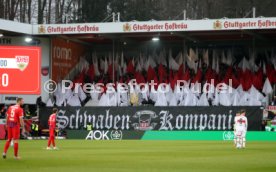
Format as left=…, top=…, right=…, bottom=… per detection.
left=266, top=64, right=274, bottom=76
left=236, top=67, right=243, bottom=79
left=192, top=69, right=202, bottom=83
left=240, top=69, right=252, bottom=91
left=127, top=60, right=135, bottom=74
left=170, top=74, right=179, bottom=90
left=72, top=72, right=85, bottom=89
left=222, top=67, right=233, bottom=85
left=87, top=64, right=95, bottom=81
left=177, top=64, right=184, bottom=78
left=119, top=77, right=124, bottom=83
left=266, top=64, right=275, bottom=84
left=252, top=68, right=263, bottom=90
left=206, top=68, right=218, bottom=86
left=98, top=78, right=103, bottom=84
left=147, top=66, right=156, bottom=82
left=169, top=69, right=174, bottom=81
left=182, top=69, right=190, bottom=81
left=153, top=76, right=159, bottom=90
left=230, top=74, right=240, bottom=88
left=274, top=69, right=276, bottom=84
left=135, top=72, right=145, bottom=84
left=158, top=64, right=167, bottom=82
left=205, top=67, right=213, bottom=81
left=107, top=64, right=116, bottom=80
left=269, top=69, right=276, bottom=84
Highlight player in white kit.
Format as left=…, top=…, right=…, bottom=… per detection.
left=234, top=110, right=248, bottom=149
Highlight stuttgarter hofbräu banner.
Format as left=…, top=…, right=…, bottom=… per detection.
left=39, top=106, right=262, bottom=131
left=34, top=18, right=276, bottom=35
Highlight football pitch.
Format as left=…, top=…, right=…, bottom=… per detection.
left=0, top=140, right=275, bottom=172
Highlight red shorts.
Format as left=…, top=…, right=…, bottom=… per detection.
left=7, top=126, right=20, bottom=140
left=49, top=128, right=55, bottom=137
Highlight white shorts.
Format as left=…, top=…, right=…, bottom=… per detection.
left=235, top=129, right=247, bottom=138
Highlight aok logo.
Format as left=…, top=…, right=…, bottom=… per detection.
left=85, top=130, right=123, bottom=140
left=223, top=131, right=235, bottom=140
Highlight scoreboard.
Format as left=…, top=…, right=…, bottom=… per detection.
left=0, top=46, right=41, bottom=94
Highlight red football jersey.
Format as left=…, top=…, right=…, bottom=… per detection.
left=48, top=113, right=56, bottom=129
left=6, top=105, right=23, bottom=127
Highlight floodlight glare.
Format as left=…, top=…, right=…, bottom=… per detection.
left=152, top=37, right=160, bottom=41
left=25, top=37, right=33, bottom=43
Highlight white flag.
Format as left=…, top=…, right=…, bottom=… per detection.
left=262, top=78, right=273, bottom=95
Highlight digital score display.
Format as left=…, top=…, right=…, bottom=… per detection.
left=0, top=46, right=41, bottom=94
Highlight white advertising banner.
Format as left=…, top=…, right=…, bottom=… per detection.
left=33, top=17, right=276, bottom=35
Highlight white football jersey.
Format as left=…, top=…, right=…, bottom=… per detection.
left=234, top=115, right=248, bottom=129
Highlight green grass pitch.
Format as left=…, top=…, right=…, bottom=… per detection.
left=0, top=140, right=275, bottom=172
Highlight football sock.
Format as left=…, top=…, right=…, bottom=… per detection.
left=14, top=143, right=18, bottom=157
left=52, top=137, right=55, bottom=147
left=47, top=138, right=51, bottom=147
left=4, top=140, right=11, bottom=154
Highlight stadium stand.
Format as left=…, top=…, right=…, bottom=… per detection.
left=46, top=48, right=276, bottom=107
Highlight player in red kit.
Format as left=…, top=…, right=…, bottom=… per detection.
left=2, top=98, right=25, bottom=160
left=47, top=108, right=58, bottom=150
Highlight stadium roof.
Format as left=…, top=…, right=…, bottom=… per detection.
left=1, top=18, right=276, bottom=46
